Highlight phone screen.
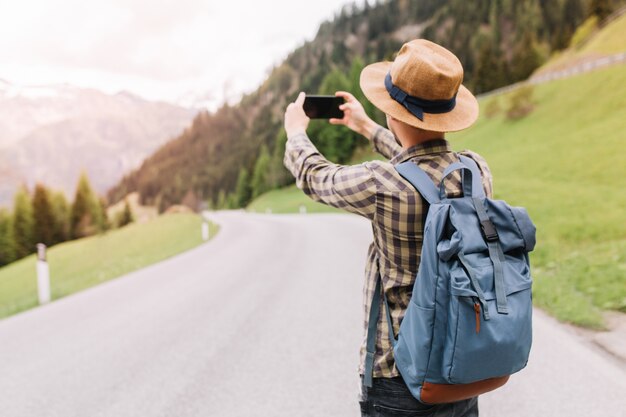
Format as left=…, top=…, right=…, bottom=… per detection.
left=303, top=95, right=344, bottom=119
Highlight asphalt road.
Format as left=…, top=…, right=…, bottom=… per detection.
left=0, top=211, right=624, bottom=417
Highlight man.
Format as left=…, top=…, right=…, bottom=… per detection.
left=283, top=39, right=492, bottom=417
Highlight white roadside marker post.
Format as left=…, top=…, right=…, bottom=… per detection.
left=36, top=243, right=51, bottom=305
left=299, top=205, right=306, bottom=214
left=202, top=222, right=209, bottom=241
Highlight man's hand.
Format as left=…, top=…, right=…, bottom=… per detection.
left=330, top=91, right=378, bottom=138
left=284, top=92, right=310, bottom=138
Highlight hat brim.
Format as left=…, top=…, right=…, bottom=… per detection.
left=360, top=62, right=479, bottom=133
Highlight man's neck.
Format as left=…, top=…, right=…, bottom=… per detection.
left=387, top=116, right=446, bottom=149
left=397, top=129, right=445, bottom=149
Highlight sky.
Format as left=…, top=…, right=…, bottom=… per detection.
left=0, top=0, right=364, bottom=108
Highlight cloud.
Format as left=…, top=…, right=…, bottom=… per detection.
left=0, top=0, right=359, bottom=103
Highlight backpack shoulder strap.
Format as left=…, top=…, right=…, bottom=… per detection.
left=395, top=161, right=440, bottom=205
left=363, top=275, right=382, bottom=388
left=363, top=273, right=396, bottom=388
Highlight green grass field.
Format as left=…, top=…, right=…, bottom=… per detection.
left=247, top=185, right=342, bottom=214
left=0, top=213, right=218, bottom=320
left=250, top=65, right=626, bottom=328
left=579, top=13, right=626, bottom=55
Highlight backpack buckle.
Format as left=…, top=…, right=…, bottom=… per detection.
left=480, top=220, right=499, bottom=242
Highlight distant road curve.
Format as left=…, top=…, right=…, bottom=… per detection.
left=0, top=211, right=623, bottom=417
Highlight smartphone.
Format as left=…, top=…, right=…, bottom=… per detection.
left=303, top=95, right=344, bottom=119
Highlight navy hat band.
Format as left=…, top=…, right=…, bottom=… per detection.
left=384, top=72, right=457, bottom=121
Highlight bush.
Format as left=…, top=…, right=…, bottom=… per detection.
left=114, top=199, right=134, bottom=228
left=484, top=98, right=501, bottom=119
left=506, top=85, right=535, bottom=120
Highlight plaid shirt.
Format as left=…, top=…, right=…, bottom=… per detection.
left=284, top=126, right=493, bottom=378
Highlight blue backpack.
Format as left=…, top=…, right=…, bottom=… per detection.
left=364, top=155, right=536, bottom=404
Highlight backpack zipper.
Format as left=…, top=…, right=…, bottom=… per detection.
left=473, top=297, right=481, bottom=334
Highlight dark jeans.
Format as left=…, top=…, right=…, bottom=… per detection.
left=359, top=376, right=479, bottom=417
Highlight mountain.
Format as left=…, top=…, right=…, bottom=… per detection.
left=0, top=82, right=197, bottom=206
left=108, top=0, right=595, bottom=211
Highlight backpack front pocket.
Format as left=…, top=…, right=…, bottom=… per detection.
left=442, top=261, right=532, bottom=384
left=395, top=302, right=436, bottom=385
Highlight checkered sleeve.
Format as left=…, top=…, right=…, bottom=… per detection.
left=370, top=126, right=402, bottom=160
left=284, top=132, right=377, bottom=219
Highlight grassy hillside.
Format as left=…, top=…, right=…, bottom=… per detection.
left=451, top=65, right=625, bottom=328
left=580, top=12, right=626, bottom=54
left=249, top=64, right=626, bottom=328
left=0, top=213, right=218, bottom=320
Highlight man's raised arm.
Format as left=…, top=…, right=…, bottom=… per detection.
left=330, top=91, right=402, bottom=160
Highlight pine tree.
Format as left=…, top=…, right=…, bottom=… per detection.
left=226, top=192, right=239, bottom=210
left=32, top=183, right=55, bottom=246
left=557, top=0, right=585, bottom=49
left=489, top=1, right=502, bottom=45
left=310, top=68, right=360, bottom=163
left=266, top=130, right=292, bottom=190
left=251, top=145, right=271, bottom=199
left=70, top=172, right=100, bottom=239
left=319, top=68, right=351, bottom=95
left=50, top=191, right=70, bottom=244
left=348, top=56, right=382, bottom=125
left=12, top=185, right=35, bottom=258
left=511, top=32, right=544, bottom=81
left=216, top=189, right=227, bottom=209
left=331, top=39, right=349, bottom=66
left=0, top=209, right=15, bottom=266
left=473, top=41, right=508, bottom=93
left=97, top=198, right=110, bottom=232
left=234, top=168, right=252, bottom=208
left=116, top=199, right=134, bottom=227
left=589, top=0, right=613, bottom=21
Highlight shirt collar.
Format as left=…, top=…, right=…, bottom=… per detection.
left=390, top=138, right=453, bottom=165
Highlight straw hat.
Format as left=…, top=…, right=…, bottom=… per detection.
left=360, top=39, right=478, bottom=133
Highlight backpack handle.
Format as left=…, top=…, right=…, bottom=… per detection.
left=439, top=156, right=486, bottom=199
left=439, top=162, right=474, bottom=199
left=458, top=155, right=486, bottom=199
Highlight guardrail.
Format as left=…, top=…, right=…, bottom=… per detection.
left=477, top=51, right=626, bottom=99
